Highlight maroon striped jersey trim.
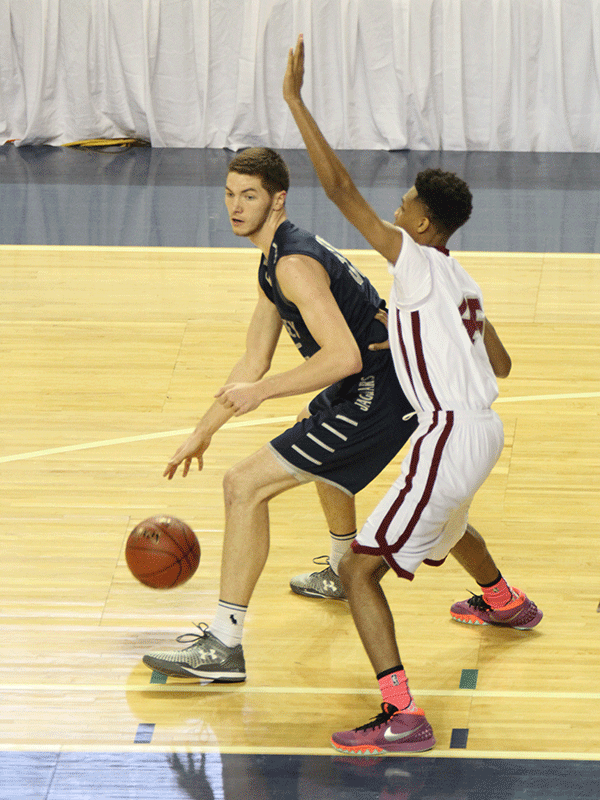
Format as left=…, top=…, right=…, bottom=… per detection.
left=351, top=411, right=455, bottom=578
left=410, top=311, right=441, bottom=410
left=395, top=309, right=419, bottom=404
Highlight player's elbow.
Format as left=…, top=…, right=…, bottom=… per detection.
left=255, top=359, right=273, bottom=380
left=350, top=352, right=363, bottom=376
left=494, top=355, right=512, bottom=379
left=325, top=173, right=356, bottom=207
left=338, top=348, right=362, bottom=379
left=243, top=352, right=272, bottom=381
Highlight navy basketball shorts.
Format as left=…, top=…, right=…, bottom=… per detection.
left=268, top=354, right=417, bottom=496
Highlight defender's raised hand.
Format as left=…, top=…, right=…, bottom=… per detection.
left=283, top=34, right=305, bottom=105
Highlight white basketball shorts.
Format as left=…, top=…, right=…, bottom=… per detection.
left=352, top=409, right=504, bottom=580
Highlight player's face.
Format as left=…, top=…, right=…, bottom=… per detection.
left=225, top=172, right=281, bottom=238
left=393, top=186, right=428, bottom=239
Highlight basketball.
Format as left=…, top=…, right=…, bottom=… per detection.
left=125, top=515, right=200, bottom=589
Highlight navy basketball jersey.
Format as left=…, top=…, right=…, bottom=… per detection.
left=258, top=221, right=383, bottom=360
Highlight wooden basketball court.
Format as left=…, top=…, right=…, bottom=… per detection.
left=1, top=244, right=599, bottom=757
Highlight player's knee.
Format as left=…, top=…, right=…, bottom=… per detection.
left=223, top=463, right=255, bottom=507
left=223, top=460, right=276, bottom=508
left=339, top=549, right=386, bottom=592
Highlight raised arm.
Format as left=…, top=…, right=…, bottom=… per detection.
left=283, top=35, right=403, bottom=264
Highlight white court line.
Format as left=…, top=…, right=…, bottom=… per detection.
left=0, top=415, right=297, bottom=464
left=494, top=391, right=600, bottom=404
left=1, top=392, right=599, bottom=465
left=3, top=683, right=600, bottom=700
left=3, top=743, right=600, bottom=760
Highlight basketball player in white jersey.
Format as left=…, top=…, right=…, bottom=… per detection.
left=284, top=35, right=542, bottom=754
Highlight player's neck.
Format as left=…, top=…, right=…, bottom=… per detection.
left=247, top=209, right=288, bottom=257
left=415, top=228, right=449, bottom=250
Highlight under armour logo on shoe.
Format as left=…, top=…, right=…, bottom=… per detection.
left=197, top=648, right=219, bottom=663
left=324, top=581, right=336, bottom=592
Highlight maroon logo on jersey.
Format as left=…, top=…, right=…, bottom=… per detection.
left=459, top=295, right=484, bottom=343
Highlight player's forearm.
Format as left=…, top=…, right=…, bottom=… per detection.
left=256, top=345, right=361, bottom=402
left=196, top=353, right=271, bottom=435
left=285, top=96, right=355, bottom=205
left=483, top=318, right=512, bottom=378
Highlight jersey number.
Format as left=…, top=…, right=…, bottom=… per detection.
left=283, top=319, right=303, bottom=351
left=315, top=235, right=366, bottom=286
left=459, top=295, right=484, bottom=343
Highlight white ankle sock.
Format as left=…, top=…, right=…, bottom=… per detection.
left=208, top=600, right=247, bottom=647
left=329, top=530, right=356, bottom=575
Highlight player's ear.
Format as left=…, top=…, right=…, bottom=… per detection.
left=417, top=215, right=431, bottom=234
left=273, top=190, right=287, bottom=210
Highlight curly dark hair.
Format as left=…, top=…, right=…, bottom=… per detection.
left=414, top=168, right=473, bottom=237
left=228, top=147, right=290, bottom=196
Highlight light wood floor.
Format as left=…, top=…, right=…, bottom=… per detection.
left=1, top=244, right=599, bottom=758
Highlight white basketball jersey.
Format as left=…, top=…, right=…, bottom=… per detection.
left=388, top=232, right=498, bottom=412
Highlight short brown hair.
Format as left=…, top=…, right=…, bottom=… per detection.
left=228, top=147, right=290, bottom=196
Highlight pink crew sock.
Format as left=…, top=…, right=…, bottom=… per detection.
left=377, top=667, right=419, bottom=713
left=481, top=574, right=513, bottom=609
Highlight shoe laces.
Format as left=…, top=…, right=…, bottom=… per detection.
left=312, top=555, right=330, bottom=566
left=354, top=702, right=399, bottom=732
left=464, top=592, right=492, bottom=612
left=175, top=622, right=210, bottom=648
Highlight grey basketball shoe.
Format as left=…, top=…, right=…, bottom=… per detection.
left=143, top=623, right=246, bottom=682
left=290, top=556, right=347, bottom=600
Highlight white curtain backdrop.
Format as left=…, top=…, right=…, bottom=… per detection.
left=1, top=0, right=599, bottom=151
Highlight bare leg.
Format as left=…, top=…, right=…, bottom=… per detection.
left=142, top=445, right=301, bottom=679
left=315, top=481, right=357, bottom=535
left=290, top=477, right=355, bottom=596
left=450, top=523, right=501, bottom=585
left=338, top=548, right=399, bottom=675
left=449, top=523, right=542, bottom=627
left=332, top=550, right=437, bottom=754
left=220, top=445, right=301, bottom=605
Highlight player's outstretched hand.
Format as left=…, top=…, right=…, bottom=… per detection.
left=369, top=308, right=390, bottom=351
left=163, top=430, right=212, bottom=480
left=283, top=33, right=305, bottom=105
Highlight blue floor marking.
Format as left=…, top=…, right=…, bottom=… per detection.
left=450, top=728, right=469, bottom=749
left=134, top=723, right=155, bottom=744
left=459, top=668, right=479, bottom=689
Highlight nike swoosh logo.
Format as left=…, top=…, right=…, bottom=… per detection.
left=383, top=720, right=423, bottom=742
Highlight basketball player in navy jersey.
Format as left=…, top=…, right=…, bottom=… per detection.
left=284, top=34, right=542, bottom=754
left=143, top=145, right=419, bottom=680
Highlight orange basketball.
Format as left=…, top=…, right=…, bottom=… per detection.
left=125, top=515, right=200, bottom=589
